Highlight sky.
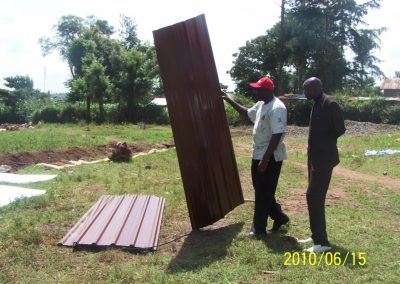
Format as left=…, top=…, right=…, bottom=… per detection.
left=1, top=0, right=399, bottom=94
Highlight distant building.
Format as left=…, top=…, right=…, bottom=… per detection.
left=381, top=78, right=400, bottom=97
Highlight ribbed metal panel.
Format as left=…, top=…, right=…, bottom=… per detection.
left=153, top=14, right=243, bottom=229
left=58, top=195, right=165, bottom=251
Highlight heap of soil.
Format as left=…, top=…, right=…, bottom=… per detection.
left=0, top=142, right=174, bottom=172
left=0, top=123, right=36, bottom=131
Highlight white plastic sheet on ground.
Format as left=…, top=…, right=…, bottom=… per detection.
left=0, top=185, right=46, bottom=207
left=37, top=158, right=109, bottom=170
left=0, top=173, right=57, bottom=184
left=364, top=149, right=400, bottom=156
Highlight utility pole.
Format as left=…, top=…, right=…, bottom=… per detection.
left=277, top=0, right=285, bottom=96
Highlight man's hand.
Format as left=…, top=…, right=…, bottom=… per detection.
left=257, top=158, right=269, bottom=172
left=220, top=91, right=249, bottom=117
left=220, top=91, right=230, bottom=102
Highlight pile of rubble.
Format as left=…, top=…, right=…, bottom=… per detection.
left=0, top=123, right=36, bottom=132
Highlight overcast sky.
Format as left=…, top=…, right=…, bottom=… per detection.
left=1, top=0, right=399, bottom=93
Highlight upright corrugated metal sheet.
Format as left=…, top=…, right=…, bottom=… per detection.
left=153, top=14, right=243, bottom=229
left=58, top=195, right=165, bottom=251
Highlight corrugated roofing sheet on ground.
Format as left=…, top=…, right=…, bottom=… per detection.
left=58, top=195, right=165, bottom=251
left=153, top=14, right=243, bottom=230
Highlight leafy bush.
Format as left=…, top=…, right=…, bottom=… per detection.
left=386, top=105, right=400, bottom=124
left=286, top=99, right=312, bottom=126
left=140, top=105, right=170, bottom=124
left=338, top=97, right=400, bottom=124
left=59, top=105, right=85, bottom=123
left=224, top=93, right=253, bottom=126
left=33, top=106, right=60, bottom=123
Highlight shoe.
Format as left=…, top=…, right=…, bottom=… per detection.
left=303, top=245, right=332, bottom=253
left=297, top=237, right=313, bottom=244
left=271, top=216, right=290, bottom=231
left=248, top=225, right=267, bottom=237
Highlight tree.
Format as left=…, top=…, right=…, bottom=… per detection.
left=348, top=28, right=386, bottom=88
left=4, top=75, right=33, bottom=90
left=288, top=0, right=383, bottom=91
left=1, top=75, right=50, bottom=123
left=2, top=75, right=35, bottom=109
left=230, top=25, right=292, bottom=96
left=82, top=56, right=111, bottom=123
left=113, top=45, right=158, bottom=122
left=395, top=71, right=400, bottom=78
left=39, top=15, right=85, bottom=77
left=41, top=15, right=160, bottom=123
left=230, top=0, right=384, bottom=94
left=119, top=15, right=140, bottom=50
left=39, top=15, right=115, bottom=79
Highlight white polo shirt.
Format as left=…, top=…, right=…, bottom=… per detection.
left=247, top=97, right=287, bottom=161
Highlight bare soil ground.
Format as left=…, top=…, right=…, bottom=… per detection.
left=0, top=141, right=174, bottom=171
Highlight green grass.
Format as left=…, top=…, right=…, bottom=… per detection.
left=0, top=124, right=399, bottom=283
left=0, top=123, right=172, bottom=154
left=339, top=133, right=400, bottom=178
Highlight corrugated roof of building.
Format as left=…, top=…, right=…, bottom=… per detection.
left=153, top=15, right=244, bottom=230
left=58, top=195, right=165, bottom=251
left=381, top=78, right=400, bottom=90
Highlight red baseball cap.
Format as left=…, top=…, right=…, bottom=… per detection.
left=249, top=77, right=275, bottom=91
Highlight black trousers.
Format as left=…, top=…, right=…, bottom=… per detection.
left=307, top=160, right=333, bottom=246
left=251, top=157, right=287, bottom=234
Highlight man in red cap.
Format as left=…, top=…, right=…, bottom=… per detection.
left=222, top=76, right=289, bottom=236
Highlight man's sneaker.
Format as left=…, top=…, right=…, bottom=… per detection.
left=297, top=237, right=313, bottom=244
left=303, top=245, right=332, bottom=253
left=271, top=216, right=290, bottom=232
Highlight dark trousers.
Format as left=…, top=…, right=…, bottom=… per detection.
left=251, top=157, right=287, bottom=234
left=307, top=160, right=333, bottom=246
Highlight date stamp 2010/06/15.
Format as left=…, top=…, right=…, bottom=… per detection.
left=283, top=251, right=367, bottom=266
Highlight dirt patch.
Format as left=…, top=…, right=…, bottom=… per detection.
left=282, top=187, right=350, bottom=214
left=288, top=160, right=400, bottom=191
left=0, top=141, right=174, bottom=172
left=333, top=166, right=400, bottom=191
left=82, top=185, right=105, bottom=193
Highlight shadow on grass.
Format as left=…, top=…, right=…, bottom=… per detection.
left=329, top=245, right=368, bottom=269
left=167, top=222, right=244, bottom=273
left=70, top=245, right=156, bottom=254
left=259, top=231, right=303, bottom=253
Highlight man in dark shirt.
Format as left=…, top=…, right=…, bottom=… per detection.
left=298, top=77, right=346, bottom=253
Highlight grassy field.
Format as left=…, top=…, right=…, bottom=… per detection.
left=0, top=123, right=172, bottom=155
left=0, top=124, right=399, bottom=283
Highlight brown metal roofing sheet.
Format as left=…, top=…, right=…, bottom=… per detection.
left=152, top=14, right=243, bottom=230
left=58, top=195, right=165, bottom=251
